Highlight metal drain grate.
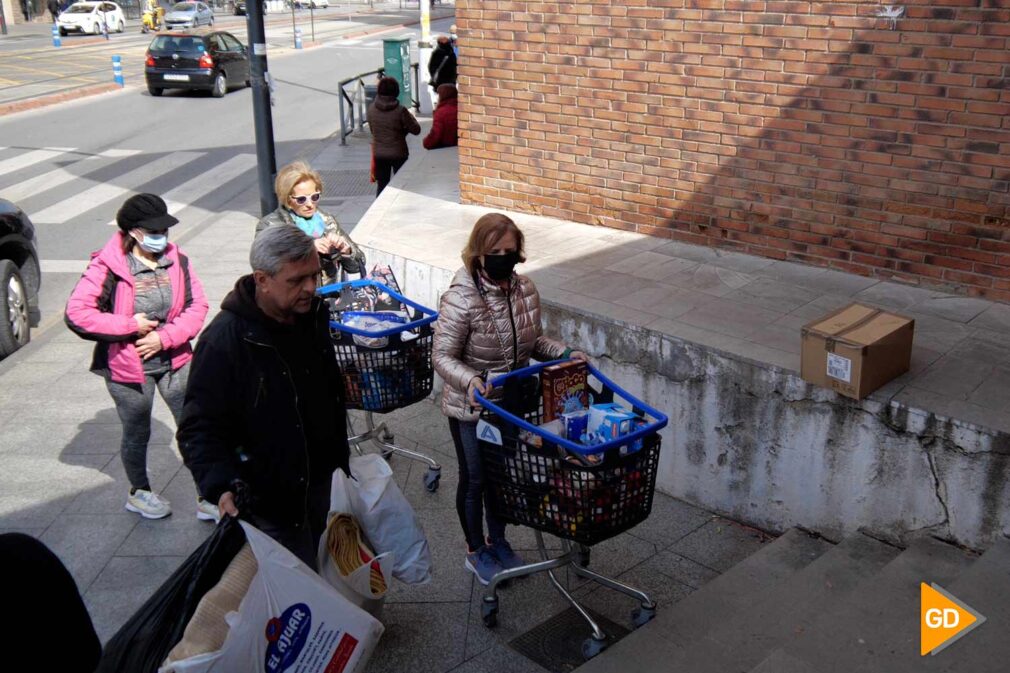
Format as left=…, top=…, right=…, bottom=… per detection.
left=509, top=607, right=631, bottom=673
left=316, top=169, right=374, bottom=197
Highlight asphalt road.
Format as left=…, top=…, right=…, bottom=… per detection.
left=0, top=5, right=443, bottom=103
left=0, top=14, right=453, bottom=340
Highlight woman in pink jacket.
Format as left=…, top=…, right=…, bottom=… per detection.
left=65, top=194, right=211, bottom=522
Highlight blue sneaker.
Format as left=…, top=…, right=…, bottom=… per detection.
left=465, top=546, right=503, bottom=585
left=489, top=538, right=524, bottom=571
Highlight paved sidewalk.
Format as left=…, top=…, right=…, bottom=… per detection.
left=0, top=122, right=768, bottom=672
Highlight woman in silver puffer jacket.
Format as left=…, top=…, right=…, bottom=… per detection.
left=433, top=213, right=587, bottom=585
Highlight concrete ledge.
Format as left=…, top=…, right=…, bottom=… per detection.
left=352, top=146, right=1010, bottom=550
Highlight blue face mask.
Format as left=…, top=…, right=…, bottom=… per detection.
left=138, top=232, right=168, bottom=254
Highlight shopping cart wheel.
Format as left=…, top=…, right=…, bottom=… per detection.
left=481, top=600, right=498, bottom=628
left=581, top=636, right=608, bottom=660
left=381, top=448, right=394, bottom=461
left=631, top=605, right=656, bottom=628
left=576, top=547, right=590, bottom=567
left=423, top=467, right=441, bottom=492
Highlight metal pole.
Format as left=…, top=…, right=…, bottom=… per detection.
left=308, top=3, right=313, bottom=42
left=418, top=0, right=433, bottom=114
left=289, top=0, right=295, bottom=37
left=0, top=0, right=8, bottom=36
left=248, top=0, right=278, bottom=215
left=338, top=87, right=347, bottom=145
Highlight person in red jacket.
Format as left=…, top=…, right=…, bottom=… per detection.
left=423, top=83, right=458, bottom=150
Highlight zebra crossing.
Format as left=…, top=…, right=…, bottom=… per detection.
left=0, top=145, right=259, bottom=265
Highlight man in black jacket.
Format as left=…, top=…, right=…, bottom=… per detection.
left=428, top=35, right=457, bottom=90
left=177, top=226, right=350, bottom=569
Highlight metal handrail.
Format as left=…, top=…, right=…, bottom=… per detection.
left=338, top=62, right=420, bottom=145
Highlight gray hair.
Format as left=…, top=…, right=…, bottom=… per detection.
left=250, top=225, right=316, bottom=275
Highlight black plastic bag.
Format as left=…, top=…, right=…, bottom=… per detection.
left=96, top=516, right=247, bottom=673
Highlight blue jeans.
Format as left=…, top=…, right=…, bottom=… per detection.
left=448, top=419, right=505, bottom=552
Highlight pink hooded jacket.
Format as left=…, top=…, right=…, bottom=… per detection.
left=65, top=232, right=209, bottom=384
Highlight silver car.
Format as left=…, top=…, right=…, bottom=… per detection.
left=163, top=1, right=214, bottom=29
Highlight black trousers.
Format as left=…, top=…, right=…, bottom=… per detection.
left=375, top=156, right=407, bottom=197
left=247, top=478, right=330, bottom=571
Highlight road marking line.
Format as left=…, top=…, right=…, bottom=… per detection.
left=1, top=149, right=141, bottom=203
left=105, top=153, right=257, bottom=225
left=33, top=151, right=203, bottom=224
left=40, top=259, right=88, bottom=273
left=0, top=148, right=75, bottom=179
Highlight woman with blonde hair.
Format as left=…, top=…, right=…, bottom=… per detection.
left=432, top=213, right=587, bottom=585
left=256, top=160, right=365, bottom=282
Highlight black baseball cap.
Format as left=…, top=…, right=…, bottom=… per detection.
left=116, top=193, right=179, bottom=232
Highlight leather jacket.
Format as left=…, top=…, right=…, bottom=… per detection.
left=433, top=266, right=567, bottom=421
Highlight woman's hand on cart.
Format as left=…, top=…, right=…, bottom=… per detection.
left=468, top=374, right=491, bottom=409
left=569, top=350, right=590, bottom=363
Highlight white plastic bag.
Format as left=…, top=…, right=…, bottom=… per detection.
left=317, top=513, right=393, bottom=618
left=331, top=454, right=433, bottom=585
left=160, top=521, right=384, bottom=673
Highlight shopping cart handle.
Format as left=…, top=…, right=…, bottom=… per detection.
left=318, top=279, right=439, bottom=337
left=475, top=360, right=669, bottom=455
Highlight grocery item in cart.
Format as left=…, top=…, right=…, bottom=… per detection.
left=541, top=360, right=589, bottom=422
left=341, top=311, right=409, bottom=348
left=329, top=265, right=405, bottom=317
left=587, top=403, right=638, bottom=442
left=367, top=264, right=405, bottom=312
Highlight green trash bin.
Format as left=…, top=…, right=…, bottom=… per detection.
left=382, top=37, right=412, bottom=109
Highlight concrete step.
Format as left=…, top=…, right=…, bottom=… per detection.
left=659, top=533, right=902, bottom=672
left=917, top=536, right=1010, bottom=673
left=750, top=650, right=819, bottom=673
left=575, top=528, right=833, bottom=673
left=775, top=535, right=976, bottom=673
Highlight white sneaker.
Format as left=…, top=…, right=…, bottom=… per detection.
left=125, top=489, right=172, bottom=519
left=196, top=497, right=221, bottom=523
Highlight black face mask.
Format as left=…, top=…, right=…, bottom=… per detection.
left=482, top=251, right=520, bottom=281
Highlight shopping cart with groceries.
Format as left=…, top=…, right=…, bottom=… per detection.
left=318, top=268, right=442, bottom=492
left=474, top=359, right=668, bottom=659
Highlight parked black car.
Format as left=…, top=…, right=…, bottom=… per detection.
left=0, top=199, right=41, bottom=358
left=145, top=30, right=250, bottom=98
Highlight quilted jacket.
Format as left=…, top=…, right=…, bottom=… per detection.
left=433, top=266, right=567, bottom=421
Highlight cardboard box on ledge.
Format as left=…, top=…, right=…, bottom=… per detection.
left=801, top=303, right=914, bottom=400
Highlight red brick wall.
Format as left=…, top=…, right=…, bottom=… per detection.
left=456, top=0, right=1010, bottom=301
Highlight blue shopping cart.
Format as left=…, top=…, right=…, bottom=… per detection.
left=318, top=277, right=442, bottom=492
left=475, top=360, right=668, bottom=659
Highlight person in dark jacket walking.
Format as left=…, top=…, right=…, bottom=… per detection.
left=48, top=0, right=61, bottom=22
left=423, top=83, right=458, bottom=150
left=428, top=35, right=457, bottom=90
left=177, top=226, right=351, bottom=569
left=367, top=76, right=421, bottom=196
